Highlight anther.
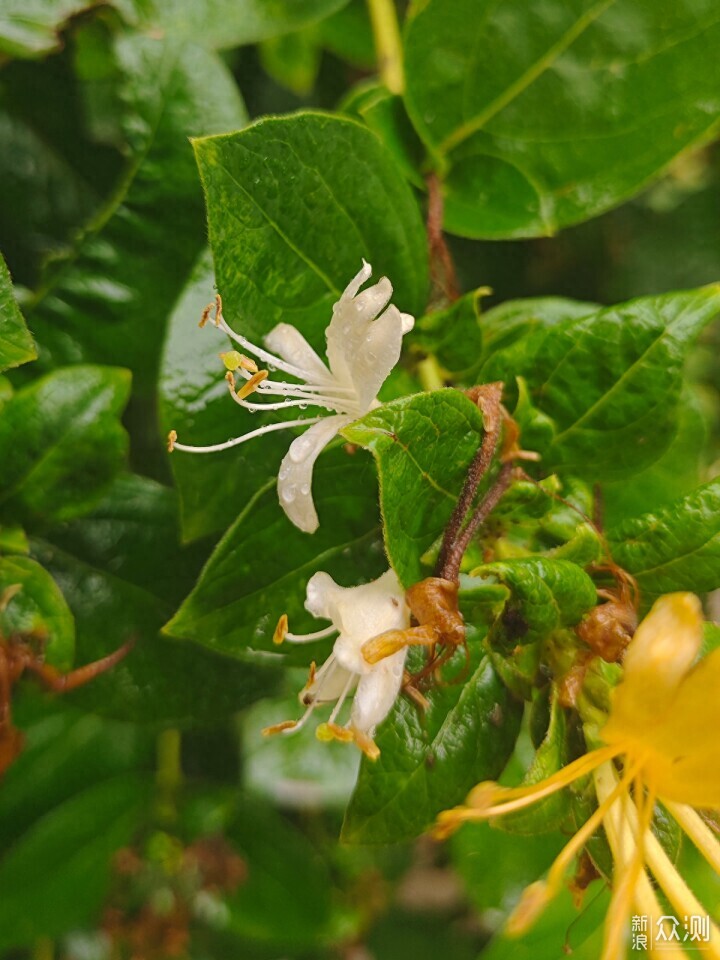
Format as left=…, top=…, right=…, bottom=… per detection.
left=262, top=720, right=298, bottom=737
left=167, top=430, right=177, bottom=453
left=220, top=351, right=257, bottom=373
left=273, top=614, right=288, bottom=645
left=236, top=370, right=269, bottom=400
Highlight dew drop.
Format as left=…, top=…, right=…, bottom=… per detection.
left=281, top=484, right=297, bottom=503
left=289, top=436, right=312, bottom=463
left=300, top=483, right=310, bottom=495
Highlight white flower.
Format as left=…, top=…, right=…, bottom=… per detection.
left=263, top=569, right=411, bottom=759
left=169, top=261, right=414, bottom=534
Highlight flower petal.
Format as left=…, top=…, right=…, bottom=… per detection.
left=603, top=592, right=703, bottom=732
left=326, top=264, right=413, bottom=412
left=630, top=648, right=720, bottom=808
left=264, top=323, right=331, bottom=383
left=351, top=648, right=407, bottom=735
left=276, top=414, right=350, bottom=533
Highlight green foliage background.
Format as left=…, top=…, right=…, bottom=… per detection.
left=0, top=1, right=719, bottom=958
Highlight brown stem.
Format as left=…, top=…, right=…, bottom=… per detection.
left=435, top=383, right=504, bottom=579
left=441, top=462, right=515, bottom=583
left=426, top=173, right=460, bottom=303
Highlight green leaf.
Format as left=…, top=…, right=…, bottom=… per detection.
left=0, top=555, right=74, bottom=670
left=259, top=28, right=322, bottom=97
left=482, top=286, right=720, bottom=480
left=165, top=448, right=383, bottom=663
left=0, top=252, right=35, bottom=371
left=27, top=33, right=247, bottom=398
left=601, top=386, right=709, bottom=526
left=411, top=289, right=485, bottom=381
left=608, top=477, right=720, bottom=606
left=404, top=0, right=720, bottom=238
left=342, top=390, right=486, bottom=587
left=0, top=0, right=97, bottom=59
left=0, top=774, right=148, bottom=951
left=473, top=558, right=598, bottom=648
left=0, top=365, right=130, bottom=524
left=140, top=0, right=351, bottom=50
left=342, top=645, right=523, bottom=844
left=31, top=473, right=280, bottom=724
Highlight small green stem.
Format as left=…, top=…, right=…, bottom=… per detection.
left=367, top=0, right=405, bottom=94
left=156, top=728, right=182, bottom=823
left=417, top=355, right=445, bottom=392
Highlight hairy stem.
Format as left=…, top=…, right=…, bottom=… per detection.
left=367, top=0, right=405, bottom=94
left=426, top=173, right=460, bottom=304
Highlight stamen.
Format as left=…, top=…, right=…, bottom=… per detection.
left=262, top=720, right=298, bottom=736
left=362, top=625, right=438, bottom=665
left=273, top=614, right=288, bottom=645
left=316, top=722, right=355, bottom=743
left=214, top=313, right=329, bottom=383
left=286, top=625, right=337, bottom=643
left=352, top=727, right=380, bottom=761
left=221, top=350, right=257, bottom=373
left=169, top=417, right=322, bottom=454
left=665, top=801, right=720, bottom=875
left=328, top=672, right=356, bottom=725
left=235, top=370, right=269, bottom=400
left=506, top=760, right=641, bottom=937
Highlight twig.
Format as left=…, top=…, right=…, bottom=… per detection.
left=426, top=172, right=460, bottom=303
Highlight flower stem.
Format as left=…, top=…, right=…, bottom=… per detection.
left=367, top=0, right=405, bottom=94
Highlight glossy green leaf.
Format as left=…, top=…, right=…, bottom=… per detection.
left=0, top=0, right=97, bottom=59
left=342, top=390, right=486, bottom=587
left=473, top=558, right=598, bottom=648
left=0, top=252, right=35, bottom=371
left=608, top=477, right=720, bottom=606
left=0, top=365, right=130, bottom=524
left=31, top=473, right=280, bottom=724
left=404, top=0, right=720, bottom=238
left=140, top=0, right=351, bottom=50
left=342, top=645, right=523, bottom=844
left=411, top=290, right=485, bottom=381
left=0, top=555, right=74, bottom=670
left=27, top=33, right=247, bottom=397
left=601, top=386, right=709, bottom=527
left=0, top=774, right=148, bottom=951
left=482, top=286, right=720, bottom=480
left=165, top=448, right=383, bottom=663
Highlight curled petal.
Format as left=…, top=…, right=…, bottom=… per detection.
left=276, top=414, right=351, bottom=534
left=350, top=648, right=407, bottom=737
left=264, top=323, right=331, bottom=384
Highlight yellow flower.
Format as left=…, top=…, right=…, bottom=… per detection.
left=435, top=593, right=720, bottom=959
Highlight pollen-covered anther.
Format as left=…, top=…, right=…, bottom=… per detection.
left=316, top=721, right=355, bottom=744
left=261, top=720, right=298, bottom=737
left=221, top=350, right=257, bottom=373
left=362, top=625, right=438, bottom=665
left=272, top=614, right=288, bottom=645
left=167, top=430, right=177, bottom=453
left=234, top=369, right=269, bottom=400
left=352, top=727, right=380, bottom=761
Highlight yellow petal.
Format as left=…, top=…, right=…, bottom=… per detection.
left=603, top=592, right=703, bottom=734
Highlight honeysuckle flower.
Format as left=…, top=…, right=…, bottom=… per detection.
left=262, top=569, right=411, bottom=759
left=168, top=261, right=414, bottom=534
left=435, top=593, right=720, bottom=960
